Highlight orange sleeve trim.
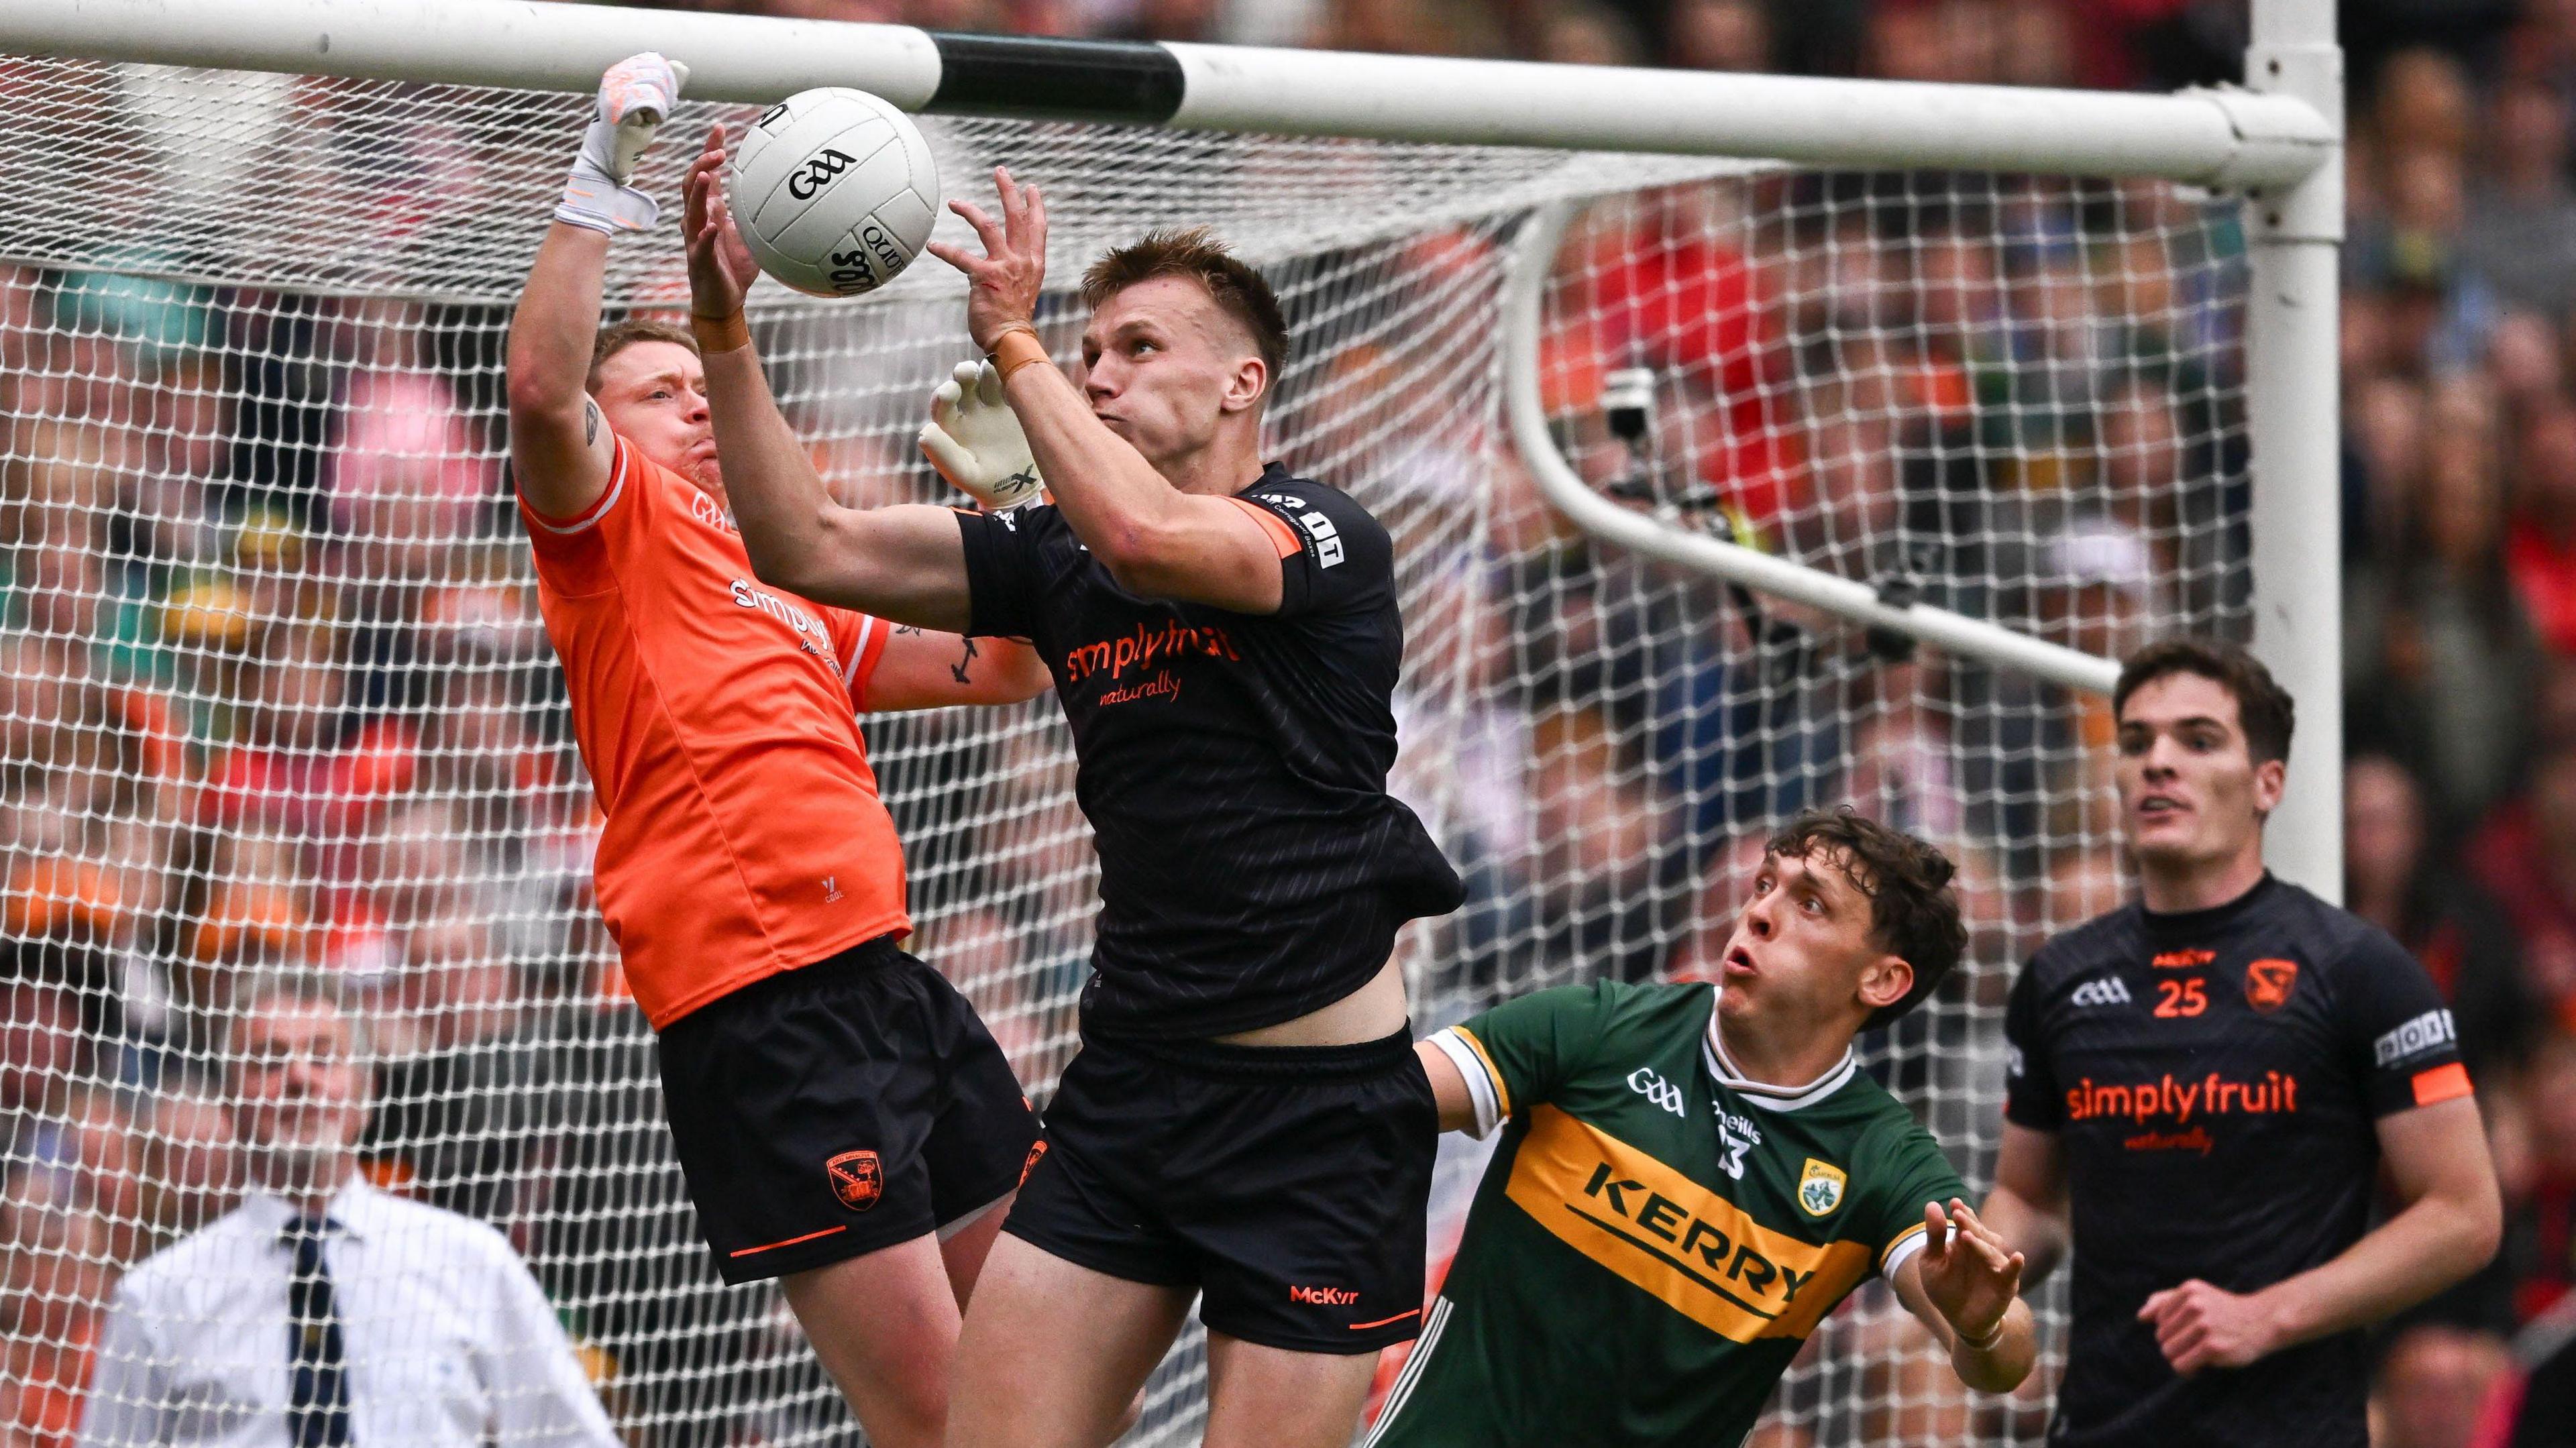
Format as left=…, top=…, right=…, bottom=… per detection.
left=2410, top=1061, right=2473, bottom=1107
left=1451, top=1025, right=1511, bottom=1122
left=1225, top=496, right=1303, bottom=559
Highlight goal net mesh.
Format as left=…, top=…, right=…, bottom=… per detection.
left=0, top=55, right=2248, bottom=1447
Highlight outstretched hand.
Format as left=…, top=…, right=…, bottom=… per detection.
left=1918, top=1199, right=2023, bottom=1349
left=684, top=126, right=761, bottom=320
left=925, top=166, right=1048, bottom=353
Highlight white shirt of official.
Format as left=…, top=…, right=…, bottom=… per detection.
left=78, top=1176, right=619, bottom=1448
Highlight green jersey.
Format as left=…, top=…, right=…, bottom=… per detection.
left=1371, top=981, right=1967, bottom=1448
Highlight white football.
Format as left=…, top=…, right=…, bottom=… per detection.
left=727, top=88, right=939, bottom=298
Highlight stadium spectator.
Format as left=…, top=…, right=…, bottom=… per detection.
left=325, top=363, right=497, bottom=715
left=2467, top=738, right=2576, bottom=1034
left=1316, top=0, right=1497, bottom=56
left=1095, top=0, right=1224, bottom=43
left=2507, top=400, right=2576, bottom=657
left=2378, top=47, right=2482, bottom=166
left=198, top=622, right=418, bottom=958
left=2347, top=753, right=2538, bottom=1077
left=1, top=1165, right=121, bottom=1448
left=2369, top=1321, right=2516, bottom=1448
left=58, top=1088, right=148, bottom=1269
left=1530, top=0, right=1646, bottom=66
left=2349, top=382, right=2536, bottom=830
left=2489, top=1293, right=2576, bottom=1446
left=76, top=975, right=621, bottom=1448
left=2499, top=1028, right=2576, bottom=1323
left=2463, top=78, right=2576, bottom=315
left=366, top=867, right=562, bottom=1232
left=1523, top=696, right=1693, bottom=983
left=2, top=978, right=90, bottom=1128
left=1665, top=0, right=1773, bottom=72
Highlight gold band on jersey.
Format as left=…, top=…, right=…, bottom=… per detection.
left=1450, top=1026, right=1511, bottom=1122
left=1502, top=1105, right=1870, bottom=1344
left=1878, top=1220, right=1929, bottom=1272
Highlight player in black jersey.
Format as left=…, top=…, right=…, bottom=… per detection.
left=686, top=152, right=1462, bottom=1448
left=1982, top=639, right=2502, bottom=1448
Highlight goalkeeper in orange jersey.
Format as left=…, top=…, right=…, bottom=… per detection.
left=504, top=53, right=1051, bottom=1448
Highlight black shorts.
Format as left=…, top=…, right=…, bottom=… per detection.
left=1002, top=1026, right=1436, bottom=1355
left=658, top=936, right=1039, bottom=1284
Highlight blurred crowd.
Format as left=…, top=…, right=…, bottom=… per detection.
left=0, top=0, right=2569, bottom=1446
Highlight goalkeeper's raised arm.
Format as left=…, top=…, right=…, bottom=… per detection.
left=505, top=51, right=684, bottom=521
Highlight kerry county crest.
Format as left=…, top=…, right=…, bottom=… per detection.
left=1797, top=1158, right=1847, bottom=1217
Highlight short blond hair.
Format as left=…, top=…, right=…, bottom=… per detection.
left=588, top=317, right=700, bottom=394
left=1080, top=227, right=1289, bottom=386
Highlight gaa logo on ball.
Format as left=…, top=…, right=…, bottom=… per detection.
left=727, top=87, right=938, bottom=298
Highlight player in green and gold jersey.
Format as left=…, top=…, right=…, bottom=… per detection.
left=1377, top=809, right=2036, bottom=1448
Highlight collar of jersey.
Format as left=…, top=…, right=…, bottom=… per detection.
left=1232, top=460, right=1295, bottom=497
left=1701, top=1009, right=1857, bottom=1113
left=2139, top=869, right=2278, bottom=940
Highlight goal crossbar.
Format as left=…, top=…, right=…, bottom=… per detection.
left=3, top=0, right=2333, bottom=186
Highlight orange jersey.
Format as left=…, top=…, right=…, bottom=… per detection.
left=520, top=435, right=910, bottom=1027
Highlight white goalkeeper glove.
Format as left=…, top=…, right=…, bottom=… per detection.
left=920, top=360, right=1046, bottom=510
left=554, top=52, right=690, bottom=235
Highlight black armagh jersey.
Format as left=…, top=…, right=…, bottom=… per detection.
left=2005, top=874, right=2470, bottom=1448
left=956, top=465, right=1463, bottom=1040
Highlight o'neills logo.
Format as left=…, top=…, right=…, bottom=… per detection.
left=2065, top=1071, right=2300, bottom=1125
left=1062, top=618, right=1240, bottom=684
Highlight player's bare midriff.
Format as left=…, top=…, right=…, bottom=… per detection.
left=1214, top=956, right=1407, bottom=1047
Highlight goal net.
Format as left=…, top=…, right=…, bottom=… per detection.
left=0, top=55, right=2247, bottom=1447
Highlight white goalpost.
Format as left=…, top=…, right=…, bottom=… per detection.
left=0, top=0, right=2339, bottom=1444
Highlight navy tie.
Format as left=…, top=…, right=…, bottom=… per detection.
left=281, top=1215, right=352, bottom=1447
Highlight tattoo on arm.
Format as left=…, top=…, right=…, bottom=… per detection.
left=584, top=398, right=601, bottom=447
left=892, top=625, right=922, bottom=636
left=949, top=636, right=979, bottom=685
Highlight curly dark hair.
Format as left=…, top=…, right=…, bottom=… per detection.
left=1764, top=808, right=1967, bottom=1030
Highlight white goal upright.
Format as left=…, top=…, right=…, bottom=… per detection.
left=0, top=1, right=2339, bottom=1445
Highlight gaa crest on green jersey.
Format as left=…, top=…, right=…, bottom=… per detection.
left=1797, top=1158, right=1847, bottom=1217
